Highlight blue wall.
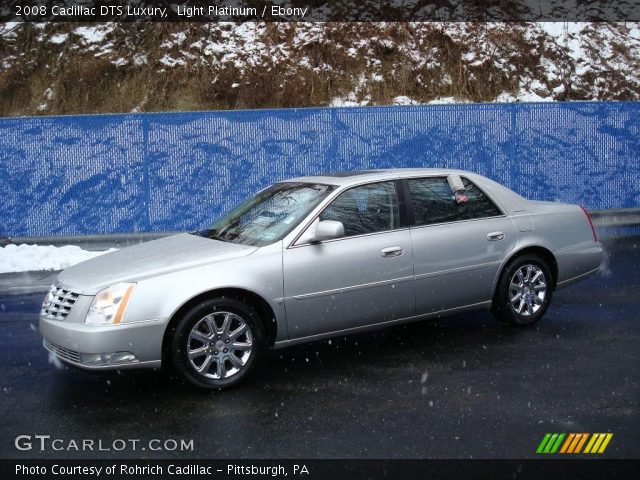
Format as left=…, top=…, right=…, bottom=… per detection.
left=1, top=102, right=639, bottom=237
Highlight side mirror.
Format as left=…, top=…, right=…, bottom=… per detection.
left=311, top=220, right=345, bottom=242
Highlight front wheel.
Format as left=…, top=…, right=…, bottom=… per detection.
left=168, top=297, right=265, bottom=390
left=492, top=254, right=553, bottom=326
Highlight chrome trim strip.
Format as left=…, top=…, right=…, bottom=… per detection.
left=414, top=261, right=501, bottom=280
left=556, top=267, right=600, bottom=289
left=43, top=340, right=80, bottom=363
left=290, top=227, right=411, bottom=249
left=555, top=242, right=602, bottom=254
left=43, top=341, right=161, bottom=370
left=39, top=315, right=168, bottom=328
left=408, top=214, right=507, bottom=231
left=274, top=300, right=492, bottom=349
left=291, top=275, right=414, bottom=300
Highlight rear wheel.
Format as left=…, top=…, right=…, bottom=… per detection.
left=168, top=297, right=265, bottom=390
left=492, top=254, right=553, bottom=326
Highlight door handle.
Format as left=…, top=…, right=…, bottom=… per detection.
left=380, top=246, right=403, bottom=257
left=487, top=231, right=505, bottom=241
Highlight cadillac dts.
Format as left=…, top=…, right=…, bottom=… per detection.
left=40, top=169, right=602, bottom=389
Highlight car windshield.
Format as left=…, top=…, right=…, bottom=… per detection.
left=194, top=182, right=335, bottom=246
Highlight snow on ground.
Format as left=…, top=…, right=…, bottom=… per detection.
left=73, top=24, right=115, bottom=44
left=0, top=244, right=117, bottom=274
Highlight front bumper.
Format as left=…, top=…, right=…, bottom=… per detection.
left=40, top=315, right=166, bottom=370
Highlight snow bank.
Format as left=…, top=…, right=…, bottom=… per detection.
left=0, top=244, right=117, bottom=274
left=3, top=22, right=639, bottom=109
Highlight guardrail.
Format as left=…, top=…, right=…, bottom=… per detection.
left=588, top=208, right=640, bottom=228
left=2, top=208, right=638, bottom=250
left=4, top=232, right=181, bottom=251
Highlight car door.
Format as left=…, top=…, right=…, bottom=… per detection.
left=408, top=176, right=517, bottom=314
left=283, top=181, right=415, bottom=339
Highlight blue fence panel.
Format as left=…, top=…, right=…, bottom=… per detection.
left=145, top=109, right=334, bottom=231
left=0, top=114, right=146, bottom=236
left=333, top=105, right=513, bottom=184
left=0, top=102, right=638, bottom=237
left=510, top=103, right=640, bottom=207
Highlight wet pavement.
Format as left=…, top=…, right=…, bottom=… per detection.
left=0, top=238, right=638, bottom=459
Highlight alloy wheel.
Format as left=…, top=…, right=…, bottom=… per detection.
left=186, top=311, right=253, bottom=379
left=508, top=264, right=547, bottom=316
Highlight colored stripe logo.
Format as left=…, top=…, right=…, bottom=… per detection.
left=537, top=433, right=613, bottom=454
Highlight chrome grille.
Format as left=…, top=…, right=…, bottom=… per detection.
left=44, top=340, right=81, bottom=364
left=41, top=284, right=80, bottom=320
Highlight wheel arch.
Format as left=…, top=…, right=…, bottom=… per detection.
left=492, top=245, right=558, bottom=300
left=161, top=287, right=279, bottom=365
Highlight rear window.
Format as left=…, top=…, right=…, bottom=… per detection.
left=408, top=177, right=468, bottom=225
left=462, top=177, right=503, bottom=219
left=408, top=176, right=502, bottom=226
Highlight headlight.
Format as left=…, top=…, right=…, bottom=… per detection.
left=42, top=286, right=54, bottom=308
left=85, top=283, right=135, bottom=326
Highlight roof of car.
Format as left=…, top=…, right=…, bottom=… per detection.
left=285, top=168, right=471, bottom=186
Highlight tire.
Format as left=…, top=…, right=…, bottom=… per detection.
left=167, top=297, right=265, bottom=390
left=492, top=254, right=553, bottom=326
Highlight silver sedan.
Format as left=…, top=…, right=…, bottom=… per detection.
left=40, top=169, right=602, bottom=389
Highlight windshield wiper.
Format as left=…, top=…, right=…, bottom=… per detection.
left=189, top=229, right=229, bottom=242
left=207, top=229, right=229, bottom=242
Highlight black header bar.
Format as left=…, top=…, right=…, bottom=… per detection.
left=2, top=0, right=640, bottom=22
left=2, top=459, right=639, bottom=480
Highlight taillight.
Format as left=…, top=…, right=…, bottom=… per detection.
left=580, top=206, right=598, bottom=242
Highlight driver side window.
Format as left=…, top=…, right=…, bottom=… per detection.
left=319, top=181, right=400, bottom=237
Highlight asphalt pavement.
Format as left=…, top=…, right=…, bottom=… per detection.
left=0, top=238, right=638, bottom=459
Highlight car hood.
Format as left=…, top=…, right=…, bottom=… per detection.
left=57, top=233, right=257, bottom=295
